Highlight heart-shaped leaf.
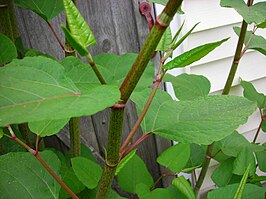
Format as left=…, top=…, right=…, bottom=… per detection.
left=131, top=90, right=256, bottom=144
left=14, top=0, right=64, bottom=21
left=0, top=56, right=120, bottom=126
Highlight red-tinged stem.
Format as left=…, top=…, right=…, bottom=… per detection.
left=6, top=126, right=78, bottom=199
left=120, top=132, right=152, bottom=160
left=120, top=72, right=166, bottom=154
left=253, top=109, right=264, bottom=143
left=47, top=22, right=74, bottom=53
left=240, top=25, right=257, bottom=58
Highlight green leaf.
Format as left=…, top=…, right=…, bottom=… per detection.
left=233, top=147, right=256, bottom=176
left=211, top=158, right=235, bottom=187
left=62, top=0, right=96, bottom=49
left=61, top=25, right=88, bottom=56
left=167, top=184, right=188, bottom=199
left=164, top=38, right=229, bottom=70
left=257, top=21, right=266, bottom=29
left=234, top=27, right=266, bottom=56
left=233, top=165, right=250, bottom=199
left=157, top=143, right=190, bottom=173
left=172, top=22, right=200, bottom=50
left=262, top=120, right=266, bottom=132
left=116, top=149, right=137, bottom=175
left=208, top=183, right=266, bottom=199
left=136, top=184, right=173, bottom=199
left=132, top=90, right=256, bottom=144
left=71, top=157, right=102, bottom=189
left=255, top=149, right=266, bottom=172
left=0, top=33, right=17, bottom=64
left=172, top=176, right=195, bottom=199
left=0, top=151, right=60, bottom=199
left=218, top=131, right=254, bottom=157
left=0, top=128, right=3, bottom=139
left=0, top=56, right=120, bottom=126
left=59, top=168, right=85, bottom=199
left=25, top=49, right=55, bottom=59
left=80, top=144, right=96, bottom=162
left=93, top=53, right=154, bottom=91
left=240, top=80, right=266, bottom=108
left=165, top=73, right=210, bottom=100
left=14, top=0, right=64, bottom=21
left=183, top=144, right=205, bottom=172
left=28, top=118, right=69, bottom=137
left=156, top=27, right=172, bottom=52
left=220, top=0, right=266, bottom=25
left=118, top=155, right=153, bottom=193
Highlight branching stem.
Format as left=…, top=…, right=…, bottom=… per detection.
left=253, top=108, right=264, bottom=143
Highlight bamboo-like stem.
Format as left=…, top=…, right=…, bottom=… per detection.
left=120, top=72, right=166, bottom=154
left=69, top=117, right=81, bottom=157
left=85, top=53, right=107, bottom=84
left=7, top=126, right=78, bottom=199
left=222, top=0, right=253, bottom=95
left=96, top=1, right=183, bottom=198
left=194, top=143, right=214, bottom=195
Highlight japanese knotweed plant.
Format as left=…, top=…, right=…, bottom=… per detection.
left=0, top=0, right=266, bottom=198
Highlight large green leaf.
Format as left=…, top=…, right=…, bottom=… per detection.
left=157, top=143, right=190, bottom=173
left=132, top=90, right=256, bottom=144
left=156, top=27, right=172, bottom=52
left=207, top=184, right=266, bottom=199
left=164, top=38, right=229, bottom=70
left=233, top=147, right=256, bottom=176
left=93, top=53, right=154, bottom=91
left=59, top=168, right=85, bottom=199
left=240, top=80, right=266, bottom=108
left=0, top=56, right=120, bottom=126
left=221, top=0, right=266, bottom=25
left=211, top=158, right=235, bottom=187
left=118, top=155, right=153, bottom=193
left=234, top=27, right=266, bottom=56
left=28, top=118, right=69, bottom=137
left=172, top=176, right=195, bottom=199
left=71, top=157, right=102, bottom=189
left=62, top=0, right=96, bottom=49
left=165, top=73, right=210, bottom=100
left=0, top=33, right=17, bottom=64
left=0, top=151, right=60, bottom=199
left=14, top=0, right=64, bottom=21
left=116, top=149, right=137, bottom=175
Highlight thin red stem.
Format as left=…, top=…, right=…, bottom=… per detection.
left=6, top=127, right=78, bottom=199
left=120, top=132, right=152, bottom=160
left=240, top=25, right=257, bottom=58
left=120, top=72, right=166, bottom=154
left=253, top=109, right=264, bottom=143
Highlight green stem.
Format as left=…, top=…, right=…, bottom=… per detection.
left=194, top=143, right=214, bottom=195
left=222, top=0, right=253, bottom=95
left=69, top=117, right=81, bottom=157
left=85, top=53, right=107, bottom=84
left=96, top=1, right=183, bottom=198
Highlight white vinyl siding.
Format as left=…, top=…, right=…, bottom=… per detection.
left=157, top=0, right=266, bottom=195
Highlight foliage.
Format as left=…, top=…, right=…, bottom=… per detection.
left=0, top=0, right=265, bottom=198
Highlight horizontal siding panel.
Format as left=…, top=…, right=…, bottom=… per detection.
left=183, top=0, right=242, bottom=32
left=189, top=51, right=266, bottom=92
